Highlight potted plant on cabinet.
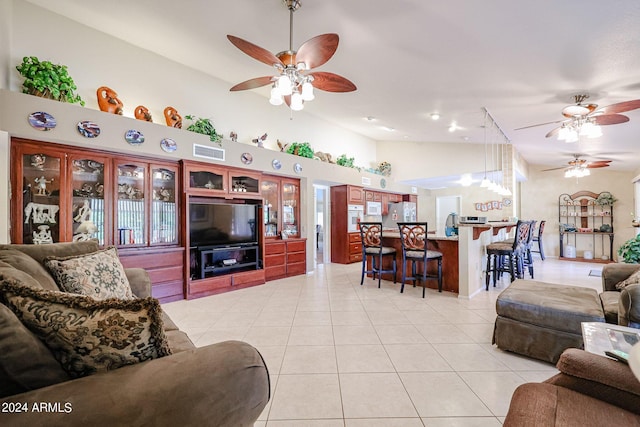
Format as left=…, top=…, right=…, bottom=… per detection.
left=185, top=115, right=222, bottom=145
left=286, top=142, right=314, bottom=158
left=16, top=56, right=85, bottom=106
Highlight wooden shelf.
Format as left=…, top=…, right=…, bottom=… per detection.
left=559, top=256, right=614, bottom=264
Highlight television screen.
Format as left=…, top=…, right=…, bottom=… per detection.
left=189, top=202, right=257, bottom=247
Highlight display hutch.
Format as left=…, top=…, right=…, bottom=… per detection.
left=10, top=138, right=184, bottom=302
left=558, top=191, right=615, bottom=262
left=261, top=175, right=306, bottom=281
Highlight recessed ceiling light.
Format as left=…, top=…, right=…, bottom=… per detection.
left=365, top=116, right=376, bottom=122
left=381, top=126, right=395, bottom=132
left=430, top=113, right=440, bottom=120
left=461, top=136, right=469, bottom=141
left=448, top=122, right=457, bottom=132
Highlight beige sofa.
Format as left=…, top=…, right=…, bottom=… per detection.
left=504, top=348, right=640, bottom=426
left=0, top=241, right=269, bottom=426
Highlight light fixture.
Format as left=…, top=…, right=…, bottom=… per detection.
left=430, top=113, right=440, bottom=120
left=479, top=107, right=513, bottom=197
left=564, top=165, right=591, bottom=178
left=459, top=174, right=473, bottom=187
left=448, top=122, right=457, bottom=132
left=557, top=117, right=602, bottom=142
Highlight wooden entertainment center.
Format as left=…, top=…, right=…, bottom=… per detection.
left=10, top=139, right=305, bottom=302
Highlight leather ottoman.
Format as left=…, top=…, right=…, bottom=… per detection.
left=493, top=279, right=606, bottom=363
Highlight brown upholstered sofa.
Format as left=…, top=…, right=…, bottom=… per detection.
left=0, top=241, right=269, bottom=426
left=504, top=348, right=640, bottom=426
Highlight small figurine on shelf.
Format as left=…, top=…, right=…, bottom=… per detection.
left=34, top=176, right=52, bottom=195
left=72, top=221, right=98, bottom=242
left=96, top=86, right=124, bottom=115
left=376, top=161, right=392, bottom=177
left=230, top=131, right=238, bottom=142
left=73, top=199, right=92, bottom=223
left=277, top=140, right=289, bottom=152
left=164, top=106, right=182, bottom=128
left=252, top=133, right=267, bottom=148
left=134, top=105, right=153, bottom=122
left=32, top=225, right=53, bottom=244
left=30, top=154, right=46, bottom=170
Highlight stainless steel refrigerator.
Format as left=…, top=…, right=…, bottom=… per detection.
left=383, top=202, right=417, bottom=229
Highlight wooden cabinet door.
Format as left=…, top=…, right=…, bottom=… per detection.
left=281, top=178, right=300, bottom=237
left=183, top=161, right=228, bottom=196
left=229, top=169, right=261, bottom=196
left=115, top=160, right=148, bottom=247
left=150, top=163, right=179, bottom=246
left=381, top=193, right=390, bottom=215
left=348, top=186, right=364, bottom=204
left=261, top=178, right=281, bottom=238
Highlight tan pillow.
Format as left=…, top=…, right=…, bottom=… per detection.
left=0, top=279, right=171, bottom=379
left=0, top=249, right=58, bottom=290
left=615, top=269, right=640, bottom=291
left=44, top=247, right=134, bottom=300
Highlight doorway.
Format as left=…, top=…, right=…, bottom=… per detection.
left=314, top=185, right=329, bottom=265
left=436, top=195, right=461, bottom=235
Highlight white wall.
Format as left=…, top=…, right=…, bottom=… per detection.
left=521, top=167, right=636, bottom=260
left=7, top=1, right=377, bottom=164
left=0, top=0, right=11, bottom=89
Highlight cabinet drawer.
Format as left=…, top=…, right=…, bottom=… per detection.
left=287, top=262, right=306, bottom=276
left=286, top=240, right=306, bottom=253
left=349, top=253, right=363, bottom=263
left=349, top=243, right=362, bottom=254
left=232, top=269, right=265, bottom=286
left=265, top=242, right=286, bottom=255
left=266, top=265, right=287, bottom=280
left=265, top=253, right=286, bottom=267
left=349, top=233, right=361, bottom=243
left=189, top=276, right=231, bottom=294
left=287, top=251, right=306, bottom=264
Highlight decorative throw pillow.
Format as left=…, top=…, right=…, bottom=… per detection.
left=615, top=269, right=640, bottom=290
left=44, top=247, right=134, bottom=300
left=0, top=279, right=171, bottom=379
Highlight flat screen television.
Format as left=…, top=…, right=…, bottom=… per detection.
left=189, top=201, right=257, bottom=247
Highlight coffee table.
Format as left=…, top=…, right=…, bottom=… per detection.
left=581, top=322, right=640, bottom=359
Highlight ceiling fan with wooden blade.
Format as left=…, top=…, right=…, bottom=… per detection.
left=227, top=0, right=356, bottom=111
left=515, top=94, right=640, bottom=141
left=542, top=155, right=612, bottom=175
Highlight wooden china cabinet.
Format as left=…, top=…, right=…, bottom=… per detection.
left=10, top=138, right=184, bottom=303
left=261, top=175, right=306, bottom=281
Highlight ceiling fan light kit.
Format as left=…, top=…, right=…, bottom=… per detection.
left=228, top=0, right=356, bottom=111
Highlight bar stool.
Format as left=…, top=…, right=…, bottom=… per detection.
left=397, top=222, right=443, bottom=298
left=504, top=220, right=537, bottom=279
left=531, top=220, right=546, bottom=260
left=359, top=222, right=397, bottom=288
left=485, top=220, right=531, bottom=290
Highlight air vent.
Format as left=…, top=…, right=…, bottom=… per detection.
left=193, top=144, right=225, bottom=161
left=361, top=177, right=371, bottom=186
left=411, top=186, right=418, bottom=194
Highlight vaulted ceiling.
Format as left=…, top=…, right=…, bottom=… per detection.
left=25, top=0, right=640, bottom=172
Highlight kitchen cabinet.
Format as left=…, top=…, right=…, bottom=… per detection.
left=348, top=185, right=364, bottom=204
left=11, top=138, right=183, bottom=302
left=264, top=238, right=307, bottom=280
left=183, top=160, right=262, bottom=199
left=365, top=191, right=382, bottom=202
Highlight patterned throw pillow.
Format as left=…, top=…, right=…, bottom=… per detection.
left=44, top=247, right=134, bottom=300
left=0, top=279, right=171, bottom=378
left=615, top=269, right=640, bottom=290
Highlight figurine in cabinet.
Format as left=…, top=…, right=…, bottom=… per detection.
left=164, top=106, right=182, bottom=128
left=134, top=105, right=153, bottom=122
left=72, top=221, right=98, bottom=242
left=252, top=133, right=267, bottom=148
left=34, top=176, right=52, bottom=195
left=30, top=154, right=46, bottom=170
left=73, top=199, right=92, bottom=223
left=32, top=225, right=53, bottom=244
left=97, top=86, right=124, bottom=115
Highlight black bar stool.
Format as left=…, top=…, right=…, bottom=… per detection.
left=359, top=222, right=397, bottom=288
left=397, top=222, right=443, bottom=298
left=485, top=220, right=532, bottom=290
left=531, top=220, right=546, bottom=260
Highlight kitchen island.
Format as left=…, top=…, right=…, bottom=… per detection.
left=367, top=222, right=517, bottom=298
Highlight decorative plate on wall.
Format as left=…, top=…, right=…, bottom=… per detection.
left=160, top=138, right=177, bottom=153
left=28, top=112, right=56, bottom=131
left=125, top=129, right=145, bottom=145
left=294, top=163, right=302, bottom=174
left=380, top=178, right=386, bottom=188
left=77, top=121, right=101, bottom=138
left=272, top=159, right=282, bottom=170
left=241, top=152, right=253, bottom=165
left=503, top=198, right=512, bottom=207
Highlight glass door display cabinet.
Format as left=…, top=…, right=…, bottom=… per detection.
left=261, top=178, right=280, bottom=238
left=116, top=162, right=147, bottom=247
left=558, top=190, right=615, bottom=262
left=151, top=165, right=178, bottom=245
left=282, top=178, right=300, bottom=237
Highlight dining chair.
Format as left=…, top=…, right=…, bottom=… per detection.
left=358, top=222, right=397, bottom=288
left=397, top=222, right=443, bottom=298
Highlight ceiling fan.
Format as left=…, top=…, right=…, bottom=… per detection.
left=542, top=154, right=611, bottom=178
left=227, top=0, right=356, bottom=111
left=516, top=94, right=640, bottom=141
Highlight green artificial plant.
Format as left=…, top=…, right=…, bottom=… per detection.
left=16, top=56, right=84, bottom=106
left=185, top=115, right=221, bottom=145
left=618, top=234, right=640, bottom=263
left=595, top=192, right=617, bottom=206
left=336, top=154, right=355, bottom=168
left=286, top=142, right=314, bottom=158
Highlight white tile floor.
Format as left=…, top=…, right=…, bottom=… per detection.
left=162, top=257, right=604, bottom=426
